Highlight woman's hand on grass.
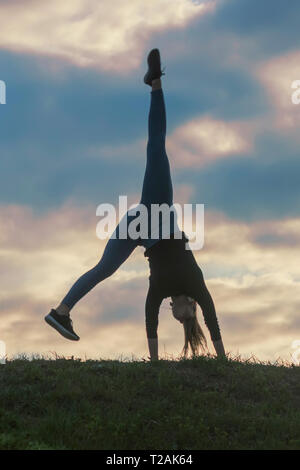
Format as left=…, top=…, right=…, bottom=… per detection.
left=213, top=339, right=226, bottom=358
left=147, top=337, right=158, bottom=361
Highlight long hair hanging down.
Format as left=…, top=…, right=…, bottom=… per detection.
left=181, top=301, right=207, bottom=358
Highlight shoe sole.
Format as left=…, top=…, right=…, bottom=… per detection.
left=45, top=314, right=80, bottom=341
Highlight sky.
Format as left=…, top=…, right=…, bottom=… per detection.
left=1, top=0, right=300, bottom=363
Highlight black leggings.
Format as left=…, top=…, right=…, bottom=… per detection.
left=62, top=88, right=174, bottom=309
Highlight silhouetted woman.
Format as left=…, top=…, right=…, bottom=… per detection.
left=45, top=49, right=225, bottom=361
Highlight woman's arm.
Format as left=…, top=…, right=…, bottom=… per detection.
left=147, top=338, right=158, bottom=361
left=190, top=267, right=225, bottom=355
left=213, top=338, right=226, bottom=357
left=145, top=287, right=163, bottom=361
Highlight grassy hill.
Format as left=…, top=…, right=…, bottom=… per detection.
left=0, top=354, right=299, bottom=450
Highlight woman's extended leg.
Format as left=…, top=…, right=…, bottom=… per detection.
left=58, top=227, right=138, bottom=311
left=45, top=226, right=138, bottom=340
left=139, top=84, right=177, bottom=248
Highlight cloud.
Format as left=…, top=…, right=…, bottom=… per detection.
left=1, top=0, right=300, bottom=364
left=88, top=114, right=255, bottom=170
left=0, top=201, right=151, bottom=359
left=173, top=183, right=195, bottom=205
left=1, top=202, right=300, bottom=362
left=256, top=50, right=300, bottom=132
left=166, top=116, right=254, bottom=168
left=197, top=211, right=300, bottom=274
left=0, top=0, right=215, bottom=71
left=0, top=5, right=283, bottom=221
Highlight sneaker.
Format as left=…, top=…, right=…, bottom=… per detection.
left=144, top=48, right=166, bottom=86
left=45, top=309, right=80, bottom=341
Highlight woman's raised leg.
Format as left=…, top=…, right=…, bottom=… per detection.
left=139, top=81, right=178, bottom=249
left=140, top=84, right=173, bottom=208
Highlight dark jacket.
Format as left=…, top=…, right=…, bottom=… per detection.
left=144, top=232, right=221, bottom=341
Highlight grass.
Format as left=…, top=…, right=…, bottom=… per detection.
left=0, top=353, right=299, bottom=450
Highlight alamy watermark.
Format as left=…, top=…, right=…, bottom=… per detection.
left=0, top=80, right=6, bottom=104
left=291, top=80, right=300, bottom=104
left=0, top=341, right=6, bottom=364
left=96, top=196, right=204, bottom=250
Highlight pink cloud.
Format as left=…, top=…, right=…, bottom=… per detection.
left=256, top=50, right=300, bottom=134
left=166, top=116, right=254, bottom=168
left=0, top=0, right=215, bottom=71
left=1, top=203, right=300, bottom=363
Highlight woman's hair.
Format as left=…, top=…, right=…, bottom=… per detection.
left=172, top=296, right=207, bottom=358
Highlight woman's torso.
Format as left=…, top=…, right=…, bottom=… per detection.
left=144, top=232, right=201, bottom=298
